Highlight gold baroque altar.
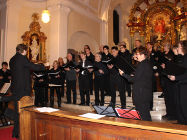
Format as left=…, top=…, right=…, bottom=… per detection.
left=127, top=0, right=187, bottom=49
left=22, top=13, right=47, bottom=63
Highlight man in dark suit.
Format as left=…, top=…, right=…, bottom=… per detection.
left=119, top=46, right=153, bottom=121
left=0, top=44, right=45, bottom=138
left=119, top=44, right=132, bottom=97
left=108, top=46, right=126, bottom=109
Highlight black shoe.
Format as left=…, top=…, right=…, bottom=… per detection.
left=158, top=93, right=164, bottom=98
left=12, top=133, right=19, bottom=138
left=162, top=114, right=169, bottom=120
left=0, top=96, right=3, bottom=102
left=73, top=102, right=76, bottom=105
left=78, top=103, right=85, bottom=106
left=86, top=103, right=90, bottom=106
left=65, top=102, right=71, bottom=104
left=100, top=103, right=104, bottom=106
left=121, top=106, right=126, bottom=109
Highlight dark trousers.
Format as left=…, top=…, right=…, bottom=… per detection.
left=125, top=79, right=131, bottom=97
left=79, top=75, right=90, bottom=105
left=110, top=76, right=126, bottom=108
left=45, top=87, right=49, bottom=103
left=94, top=76, right=105, bottom=105
left=34, top=87, right=46, bottom=107
left=66, top=80, right=76, bottom=104
left=3, top=100, right=19, bottom=138
left=135, top=102, right=152, bottom=121
left=50, top=87, right=61, bottom=107
left=104, top=74, right=111, bottom=95
left=178, top=83, right=187, bottom=124
left=80, top=90, right=90, bottom=105
left=89, top=73, right=93, bottom=94
left=60, top=79, right=65, bottom=97
left=163, top=78, right=176, bottom=118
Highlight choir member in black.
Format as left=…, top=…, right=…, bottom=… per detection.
left=0, top=62, right=11, bottom=127
left=102, top=45, right=112, bottom=96
left=99, top=45, right=104, bottom=55
left=64, top=53, right=77, bottom=104
left=33, top=69, right=48, bottom=107
left=76, top=51, right=93, bottom=106
left=160, top=43, right=176, bottom=120
left=132, top=40, right=142, bottom=54
left=119, top=44, right=132, bottom=97
left=169, top=40, right=187, bottom=124
left=107, top=46, right=126, bottom=109
left=94, top=53, right=108, bottom=106
left=58, top=57, right=65, bottom=97
left=49, top=60, right=62, bottom=108
left=147, top=42, right=159, bottom=110
left=0, top=62, right=11, bottom=88
left=147, top=42, right=158, bottom=92
left=119, top=47, right=153, bottom=121
left=84, top=45, right=95, bottom=95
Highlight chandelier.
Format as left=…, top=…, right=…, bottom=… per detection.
left=41, top=0, right=50, bottom=23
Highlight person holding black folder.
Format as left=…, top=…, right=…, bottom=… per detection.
left=102, top=45, right=112, bottom=96
left=94, top=53, right=108, bottom=106
left=107, top=46, right=126, bottom=109
left=33, top=69, right=48, bottom=107
left=76, top=51, right=93, bottom=106
left=64, top=53, right=77, bottom=104
left=160, top=43, right=176, bottom=120
left=119, top=46, right=153, bottom=121
left=84, top=46, right=95, bottom=95
left=58, top=57, right=65, bottom=98
left=119, top=44, right=132, bottom=97
left=48, top=60, right=62, bottom=108
left=169, top=40, right=187, bottom=124
left=0, top=62, right=11, bottom=89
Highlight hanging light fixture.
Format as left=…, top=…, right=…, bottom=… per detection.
left=42, top=0, right=50, bottom=23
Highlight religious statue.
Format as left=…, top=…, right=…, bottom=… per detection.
left=154, top=17, right=166, bottom=40
left=22, top=13, right=47, bottom=63
left=29, top=36, right=39, bottom=61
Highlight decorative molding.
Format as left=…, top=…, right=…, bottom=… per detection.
left=57, top=0, right=102, bottom=23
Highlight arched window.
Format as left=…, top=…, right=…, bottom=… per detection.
left=113, top=10, right=119, bottom=45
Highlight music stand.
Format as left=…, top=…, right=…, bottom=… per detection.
left=92, top=103, right=119, bottom=117
left=115, top=108, right=141, bottom=120
left=0, top=83, right=11, bottom=127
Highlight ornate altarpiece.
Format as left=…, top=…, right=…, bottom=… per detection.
left=127, top=0, right=187, bottom=50
left=22, top=13, right=47, bottom=63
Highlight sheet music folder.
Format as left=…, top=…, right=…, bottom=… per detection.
left=0, top=83, right=10, bottom=95
left=92, top=103, right=141, bottom=120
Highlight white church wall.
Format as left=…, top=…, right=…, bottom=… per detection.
left=68, top=10, right=100, bottom=54
left=107, top=0, right=136, bottom=49
left=4, top=0, right=50, bottom=64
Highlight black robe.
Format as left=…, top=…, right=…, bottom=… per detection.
left=9, top=53, right=45, bottom=100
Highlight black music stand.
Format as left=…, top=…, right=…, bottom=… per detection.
left=92, top=103, right=119, bottom=117
left=0, top=83, right=11, bottom=126
left=92, top=103, right=141, bottom=120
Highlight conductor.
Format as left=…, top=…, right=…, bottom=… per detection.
left=0, top=44, right=45, bottom=138
left=119, top=47, right=153, bottom=121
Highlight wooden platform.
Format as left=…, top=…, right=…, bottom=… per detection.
left=19, top=106, right=187, bottom=140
